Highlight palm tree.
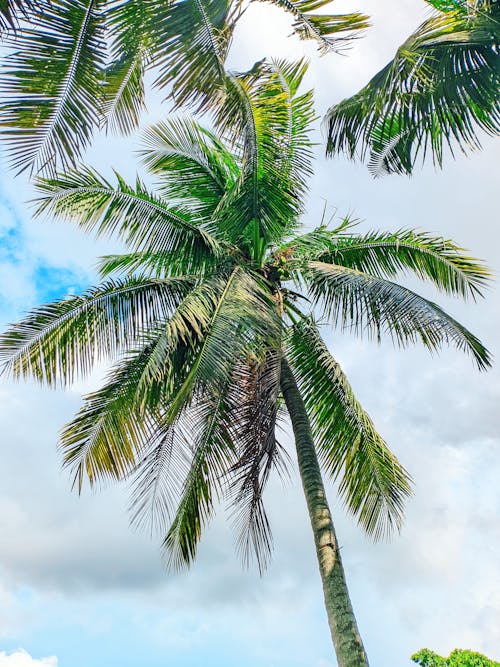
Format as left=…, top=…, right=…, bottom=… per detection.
left=326, top=0, right=500, bottom=175
left=0, top=0, right=369, bottom=174
left=0, top=61, right=491, bottom=667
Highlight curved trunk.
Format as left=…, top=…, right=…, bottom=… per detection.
left=280, top=358, right=369, bottom=667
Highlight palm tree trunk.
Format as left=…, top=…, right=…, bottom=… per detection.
left=280, top=358, right=369, bottom=667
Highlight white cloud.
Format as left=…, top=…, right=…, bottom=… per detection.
left=0, top=651, right=58, bottom=667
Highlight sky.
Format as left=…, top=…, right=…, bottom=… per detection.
left=0, top=1, right=499, bottom=666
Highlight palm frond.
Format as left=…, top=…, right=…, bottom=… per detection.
left=150, top=0, right=234, bottom=113
left=101, top=0, right=152, bottom=134
left=265, top=0, right=369, bottom=53
left=229, top=351, right=287, bottom=573
left=0, top=0, right=39, bottom=30
left=34, top=167, right=222, bottom=268
left=139, top=117, right=240, bottom=217
left=290, top=227, right=491, bottom=299
left=214, top=60, right=315, bottom=255
left=326, top=2, right=500, bottom=173
left=161, top=389, right=236, bottom=569
left=303, top=261, right=491, bottom=368
left=285, top=318, right=412, bottom=539
left=1, top=0, right=106, bottom=174
left=0, top=276, right=192, bottom=385
left=60, top=340, right=173, bottom=492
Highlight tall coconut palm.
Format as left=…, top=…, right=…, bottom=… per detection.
left=326, top=0, right=500, bottom=175
left=0, top=61, right=491, bottom=667
left=0, top=0, right=369, bottom=174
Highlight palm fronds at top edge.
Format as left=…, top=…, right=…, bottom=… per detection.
left=326, top=0, right=500, bottom=174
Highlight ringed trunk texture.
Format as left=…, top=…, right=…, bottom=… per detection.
left=280, top=358, right=369, bottom=667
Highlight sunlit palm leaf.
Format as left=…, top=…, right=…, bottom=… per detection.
left=0, top=276, right=192, bottom=384
left=266, top=0, right=369, bottom=53
left=60, top=343, right=168, bottom=492
left=34, top=167, right=222, bottom=268
left=1, top=0, right=106, bottom=173
left=285, top=227, right=491, bottom=299
left=140, top=117, right=240, bottom=217
left=285, top=319, right=412, bottom=539
left=151, top=0, right=234, bottom=112
left=214, top=61, right=315, bottom=255
left=102, top=0, right=153, bottom=134
left=161, top=390, right=235, bottom=569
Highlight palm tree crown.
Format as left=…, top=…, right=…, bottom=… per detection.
left=0, top=59, right=491, bottom=572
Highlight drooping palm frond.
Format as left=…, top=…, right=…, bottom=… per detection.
left=58, top=275, right=224, bottom=492
left=265, top=0, right=369, bottom=53
left=229, top=350, right=287, bottom=573
left=34, top=167, right=222, bottom=271
left=285, top=318, right=412, bottom=539
left=0, top=276, right=193, bottom=384
left=1, top=0, right=106, bottom=174
left=60, top=341, right=170, bottom=492
left=326, top=0, right=500, bottom=174
left=139, top=117, right=240, bottom=217
left=303, top=261, right=491, bottom=368
left=286, top=227, right=491, bottom=299
left=161, top=388, right=236, bottom=569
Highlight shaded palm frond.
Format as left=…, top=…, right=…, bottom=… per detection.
left=228, top=350, right=288, bottom=573
left=1, top=0, right=106, bottom=174
left=303, top=261, right=491, bottom=368
left=285, top=319, right=412, bottom=539
left=150, top=0, right=234, bottom=113
left=102, top=0, right=153, bottom=134
left=326, top=2, right=500, bottom=173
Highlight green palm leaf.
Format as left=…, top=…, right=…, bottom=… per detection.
left=61, top=343, right=167, bottom=492
left=150, top=0, right=234, bottom=112
left=34, top=167, right=222, bottom=268
left=0, top=276, right=192, bottom=384
left=284, top=227, right=491, bottom=299
left=161, top=388, right=235, bottom=569
left=267, top=0, right=369, bottom=53
left=285, top=318, right=412, bottom=539
left=326, top=1, right=500, bottom=174
left=139, top=117, right=240, bottom=217
left=1, top=0, right=106, bottom=173
left=101, top=0, right=152, bottom=134
left=214, top=60, right=315, bottom=257
left=303, top=261, right=491, bottom=368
